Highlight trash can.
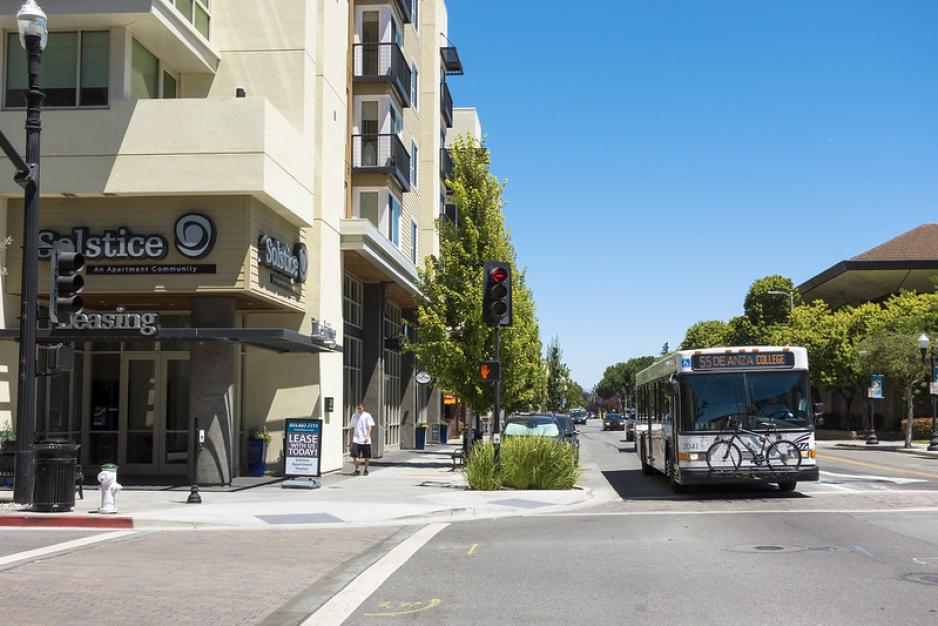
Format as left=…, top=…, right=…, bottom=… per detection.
left=415, top=427, right=427, bottom=450
left=32, top=440, right=78, bottom=513
left=439, top=423, right=449, bottom=444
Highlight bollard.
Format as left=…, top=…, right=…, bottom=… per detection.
left=187, top=418, right=203, bottom=504
left=97, top=464, right=121, bottom=514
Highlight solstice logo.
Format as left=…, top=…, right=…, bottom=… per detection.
left=174, top=213, right=216, bottom=259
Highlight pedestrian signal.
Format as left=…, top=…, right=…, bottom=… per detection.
left=479, top=360, right=500, bottom=382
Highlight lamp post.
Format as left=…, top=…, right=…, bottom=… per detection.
left=917, top=334, right=938, bottom=452
left=11, top=0, right=47, bottom=505
left=859, top=349, right=878, bottom=445
left=767, top=289, right=795, bottom=314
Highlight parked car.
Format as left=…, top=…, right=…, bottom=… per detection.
left=503, top=414, right=580, bottom=460
left=569, top=409, right=588, bottom=425
left=602, top=413, right=625, bottom=431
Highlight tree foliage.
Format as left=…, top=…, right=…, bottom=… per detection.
left=544, top=337, right=568, bottom=412
left=859, top=330, right=927, bottom=447
left=680, top=320, right=731, bottom=350
left=595, top=356, right=656, bottom=406
left=410, top=136, right=545, bottom=414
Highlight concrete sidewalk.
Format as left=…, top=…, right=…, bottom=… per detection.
left=818, top=439, right=938, bottom=457
left=0, top=444, right=594, bottom=529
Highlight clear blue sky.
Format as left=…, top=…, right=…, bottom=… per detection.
left=446, top=0, right=938, bottom=388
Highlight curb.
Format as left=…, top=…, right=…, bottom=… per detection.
left=833, top=443, right=938, bottom=457
left=0, top=514, right=134, bottom=529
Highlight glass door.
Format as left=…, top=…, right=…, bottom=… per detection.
left=120, top=352, right=190, bottom=475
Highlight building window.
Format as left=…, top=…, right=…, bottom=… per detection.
left=173, top=0, right=211, bottom=39
left=343, top=336, right=362, bottom=454
left=410, top=220, right=418, bottom=265
left=343, top=274, right=364, bottom=329
left=5, top=31, right=109, bottom=108
left=411, top=141, right=419, bottom=189
left=384, top=300, right=402, bottom=448
left=388, top=193, right=401, bottom=247
left=412, top=0, right=420, bottom=32
left=411, top=64, right=418, bottom=109
left=131, top=40, right=179, bottom=100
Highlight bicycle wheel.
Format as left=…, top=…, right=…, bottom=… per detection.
left=766, top=440, right=802, bottom=470
left=706, top=440, right=741, bottom=471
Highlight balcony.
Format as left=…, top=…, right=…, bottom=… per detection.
left=393, top=0, right=414, bottom=24
left=353, top=43, right=412, bottom=107
left=440, top=148, right=454, bottom=181
left=441, top=204, right=459, bottom=229
left=352, top=134, right=411, bottom=191
left=0, top=0, right=219, bottom=73
left=0, top=97, right=313, bottom=225
left=440, top=46, right=464, bottom=76
left=441, top=81, right=454, bottom=128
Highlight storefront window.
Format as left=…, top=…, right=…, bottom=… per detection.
left=89, top=354, right=120, bottom=465
left=344, top=274, right=364, bottom=329
left=344, top=337, right=362, bottom=453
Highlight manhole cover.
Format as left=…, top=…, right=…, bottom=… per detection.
left=904, top=573, right=938, bottom=587
left=725, top=544, right=804, bottom=554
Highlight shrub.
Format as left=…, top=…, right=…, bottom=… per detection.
left=464, top=441, right=501, bottom=491
left=499, top=436, right=579, bottom=490
left=900, top=418, right=938, bottom=440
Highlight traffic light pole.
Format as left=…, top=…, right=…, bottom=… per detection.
left=13, top=34, right=43, bottom=504
left=493, top=326, right=501, bottom=466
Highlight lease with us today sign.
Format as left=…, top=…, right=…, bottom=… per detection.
left=284, top=419, right=322, bottom=477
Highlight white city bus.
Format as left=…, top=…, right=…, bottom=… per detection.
left=634, top=346, right=819, bottom=493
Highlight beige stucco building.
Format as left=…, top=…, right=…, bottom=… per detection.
left=0, top=0, right=468, bottom=483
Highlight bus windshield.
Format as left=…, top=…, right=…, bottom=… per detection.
left=680, top=371, right=812, bottom=432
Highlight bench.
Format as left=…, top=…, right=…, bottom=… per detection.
left=0, top=449, right=84, bottom=499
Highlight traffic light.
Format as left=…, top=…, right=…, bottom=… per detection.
left=482, top=261, right=512, bottom=327
left=479, top=360, right=500, bottom=382
left=50, top=249, right=85, bottom=324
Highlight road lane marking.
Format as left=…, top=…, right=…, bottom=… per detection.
left=818, top=454, right=938, bottom=479
left=821, top=482, right=858, bottom=492
left=820, top=470, right=927, bottom=485
left=549, top=507, right=938, bottom=517
left=0, top=531, right=135, bottom=569
left=302, top=523, right=448, bottom=626
left=365, top=598, right=441, bottom=617
left=467, top=543, right=478, bottom=556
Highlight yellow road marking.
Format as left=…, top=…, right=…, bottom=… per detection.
left=819, top=454, right=938, bottom=479
left=467, top=543, right=478, bottom=556
left=365, top=599, right=441, bottom=617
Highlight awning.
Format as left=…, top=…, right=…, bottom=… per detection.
left=798, top=260, right=938, bottom=305
left=0, top=327, right=341, bottom=354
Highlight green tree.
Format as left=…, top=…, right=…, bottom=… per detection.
left=859, top=330, right=927, bottom=447
left=744, top=275, right=799, bottom=327
left=410, top=135, right=546, bottom=415
left=680, top=320, right=731, bottom=350
left=595, top=355, right=655, bottom=407
left=565, top=379, right=587, bottom=410
left=544, top=337, right=568, bottom=412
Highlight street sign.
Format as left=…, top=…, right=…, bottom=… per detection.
left=415, top=370, right=432, bottom=385
left=869, top=375, right=884, bottom=399
left=284, top=418, right=322, bottom=478
left=931, top=382, right=938, bottom=396
left=493, top=433, right=501, bottom=445
left=479, top=360, right=500, bottom=382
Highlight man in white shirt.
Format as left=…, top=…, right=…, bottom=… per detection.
left=349, top=402, right=375, bottom=476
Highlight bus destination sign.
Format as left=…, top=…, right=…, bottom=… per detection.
left=691, top=352, right=795, bottom=371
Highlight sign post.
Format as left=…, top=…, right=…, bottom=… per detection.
left=283, top=418, right=322, bottom=489
left=866, top=374, right=883, bottom=445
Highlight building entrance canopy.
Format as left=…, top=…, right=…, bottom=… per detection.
left=0, top=327, right=340, bottom=354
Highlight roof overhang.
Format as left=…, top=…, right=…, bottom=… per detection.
left=340, top=218, right=422, bottom=299
left=0, top=327, right=340, bottom=354
left=798, top=260, right=938, bottom=305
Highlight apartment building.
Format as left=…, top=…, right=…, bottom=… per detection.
left=0, top=0, right=466, bottom=483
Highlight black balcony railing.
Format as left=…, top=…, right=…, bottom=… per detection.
left=353, top=43, right=412, bottom=107
left=441, top=203, right=459, bottom=230
left=441, top=81, right=453, bottom=128
left=440, top=147, right=454, bottom=181
left=394, top=0, right=413, bottom=24
left=352, top=134, right=411, bottom=191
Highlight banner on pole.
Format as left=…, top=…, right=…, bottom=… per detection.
left=869, top=375, right=884, bottom=399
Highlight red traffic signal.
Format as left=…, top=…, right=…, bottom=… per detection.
left=482, top=261, right=512, bottom=327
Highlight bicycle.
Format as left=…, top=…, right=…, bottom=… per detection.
left=706, top=416, right=802, bottom=472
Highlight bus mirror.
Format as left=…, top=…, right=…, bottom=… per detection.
left=813, top=402, right=824, bottom=414
left=666, top=380, right=680, bottom=396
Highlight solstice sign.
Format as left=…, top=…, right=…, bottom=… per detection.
left=284, top=419, right=322, bottom=477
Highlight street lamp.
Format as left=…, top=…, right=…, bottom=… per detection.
left=917, top=333, right=938, bottom=452
left=767, top=289, right=795, bottom=313
left=10, top=0, right=47, bottom=505
left=858, top=349, right=878, bottom=445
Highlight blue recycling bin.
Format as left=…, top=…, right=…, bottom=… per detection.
left=415, top=427, right=427, bottom=450
left=246, top=439, right=268, bottom=477
left=439, top=423, right=449, bottom=443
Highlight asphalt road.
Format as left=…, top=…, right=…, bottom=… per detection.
left=338, top=421, right=938, bottom=625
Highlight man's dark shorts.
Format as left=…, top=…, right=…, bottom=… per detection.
left=351, top=442, right=372, bottom=459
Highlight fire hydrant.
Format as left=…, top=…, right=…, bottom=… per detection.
left=97, top=464, right=121, bottom=514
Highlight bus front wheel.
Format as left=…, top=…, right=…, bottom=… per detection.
left=666, top=449, right=688, bottom=494
left=777, top=481, right=797, bottom=492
